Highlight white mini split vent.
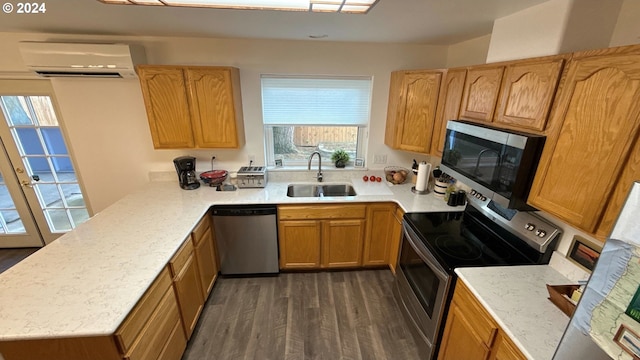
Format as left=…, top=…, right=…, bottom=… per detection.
left=18, top=42, right=146, bottom=78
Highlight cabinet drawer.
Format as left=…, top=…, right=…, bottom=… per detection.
left=278, top=204, right=366, bottom=220
left=116, top=267, right=172, bottom=351
left=191, top=214, right=211, bottom=245
left=124, top=287, right=183, bottom=360
left=452, top=281, right=498, bottom=346
left=170, top=239, right=194, bottom=276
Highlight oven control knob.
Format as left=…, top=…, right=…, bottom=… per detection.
left=525, top=223, right=536, bottom=231
left=470, top=189, right=477, bottom=196
left=536, top=229, right=547, bottom=238
left=475, top=192, right=482, bottom=199
left=480, top=196, right=487, bottom=201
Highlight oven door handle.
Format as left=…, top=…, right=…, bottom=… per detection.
left=403, top=223, right=449, bottom=281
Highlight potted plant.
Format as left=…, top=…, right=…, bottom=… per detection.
left=331, top=149, right=350, bottom=168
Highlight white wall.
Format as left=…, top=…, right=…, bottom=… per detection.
left=610, top=0, right=640, bottom=47
left=0, top=32, right=447, bottom=213
left=446, top=34, right=491, bottom=68
left=487, top=0, right=623, bottom=63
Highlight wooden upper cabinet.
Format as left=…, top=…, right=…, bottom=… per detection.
left=460, top=65, right=504, bottom=123
left=431, top=68, right=467, bottom=156
left=385, top=70, right=443, bottom=153
left=495, top=58, right=564, bottom=132
left=186, top=67, right=245, bottom=148
left=137, top=65, right=245, bottom=149
left=137, top=66, right=195, bottom=148
left=528, top=47, right=640, bottom=236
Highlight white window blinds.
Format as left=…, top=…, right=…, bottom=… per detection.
left=261, top=75, right=372, bottom=126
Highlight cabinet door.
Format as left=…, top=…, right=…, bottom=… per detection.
left=460, top=65, right=504, bottom=122
left=438, top=281, right=498, bottom=360
left=528, top=52, right=640, bottom=234
left=321, top=219, right=364, bottom=268
left=170, top=240, right=204, bottom=340
left=432, top=68, right=467, bottom=156
left=489, top=332, right=527, bottom=360
left=186, top=67, right=245, bottom=149
left=278, top=220, right=321, bottom=269
left=137, top=66, right=194, bottom=149
left=385, top=70, right=443, bottom=153
left=193, top=225, right=218, bottom=298
left=495, top=59, right=564, bottom=131
left=363, top=203, right=394, bottom=266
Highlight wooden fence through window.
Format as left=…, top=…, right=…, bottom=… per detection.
left=293, top=126, right=357, bottom=146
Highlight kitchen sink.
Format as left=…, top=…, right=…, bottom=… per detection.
left=286, top=183, right=357, bottom=197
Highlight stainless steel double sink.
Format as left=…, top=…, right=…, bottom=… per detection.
left=287, top=183, right=357, bottom=197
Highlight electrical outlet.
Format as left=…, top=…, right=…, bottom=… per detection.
left=373, top=154, right=387, bottom=164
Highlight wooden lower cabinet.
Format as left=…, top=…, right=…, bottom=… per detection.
left=322, top=219, right=365, bottom=268
left=278, top=202, right=404, bottom=271
left=438, top=281, right=525, bottom=360
left=277, top=204, right=368, bottom=270
left=169, top=239, right=205, bottom=340
left=363, top=203, right=395, bottom=266
left=489, top=332, right=527, bottom=360
left=278, top=220, right=322, bottom=269
left=191, top=213, right=218, bottom=298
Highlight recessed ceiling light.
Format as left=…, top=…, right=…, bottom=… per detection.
left=98, top=0, right=379, bottom=14
left=309, top=34, right=328, bottom=39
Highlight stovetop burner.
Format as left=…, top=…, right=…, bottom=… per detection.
left=434, top=235, right=482, bottom=261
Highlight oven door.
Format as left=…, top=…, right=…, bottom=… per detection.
left=394, top=222, right=451, bottom=358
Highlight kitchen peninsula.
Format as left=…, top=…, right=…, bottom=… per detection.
left=0, top=173, right=571, bottom=360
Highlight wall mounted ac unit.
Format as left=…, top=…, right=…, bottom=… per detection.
left=18, top=42, right=146, bottom=78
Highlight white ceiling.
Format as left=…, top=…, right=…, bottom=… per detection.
left=0, top=0, right=551, bottom=44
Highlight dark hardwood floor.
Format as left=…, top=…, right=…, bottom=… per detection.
left=183, top=270, right=423, bottom=360
left=0, top=248, right=38, bottom=274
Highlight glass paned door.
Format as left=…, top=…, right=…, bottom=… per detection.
left=0, top=81, right=90, bottom=246
left=0, top=141, right=42, bottom=247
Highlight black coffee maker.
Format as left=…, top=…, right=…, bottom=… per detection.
left=173, top=156, right=200, bottom=190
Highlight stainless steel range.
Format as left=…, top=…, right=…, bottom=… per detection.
left=394, top=192, right=562, bottom=359
left=236, top=166, right=267, bottom=188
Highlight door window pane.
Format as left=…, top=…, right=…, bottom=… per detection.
left=45, top=209, right=72, bottom=232
left=29, top=96, right=58, bottom=126
left=0, top=211, right=25, bottom=233
left=41, top=128, right=68, bottom=155
left=69, top=209, right=90, bottom=225
left=35, top=184, right=63, bottom=208
left=61, top=184, right=85, bottom=207
left=25, top=157, right=52, bottom=180
left=0, top=96, right=33, bottom=125
left=0, top=174, right=26, bottom=234
left=15, top=128, right=45, bottom=155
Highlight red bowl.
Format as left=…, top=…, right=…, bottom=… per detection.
left=199, top=170, right=228, bottom=186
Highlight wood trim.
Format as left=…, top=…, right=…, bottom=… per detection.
left=278, top=204, right=366, bottom=220
left=0, top=336, right=122, bottom=360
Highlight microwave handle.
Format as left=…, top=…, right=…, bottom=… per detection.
left=402, top=223, right=449, bottom=281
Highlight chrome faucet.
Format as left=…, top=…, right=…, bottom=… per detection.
left=473, top=148, right=501, bottom=177
left=308, top=151, right=323, bottom=182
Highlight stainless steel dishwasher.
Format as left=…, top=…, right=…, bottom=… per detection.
left=212, top=204, right=279, bottom=275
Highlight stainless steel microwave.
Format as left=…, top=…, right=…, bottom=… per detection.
left=439, top=120, right=545, bottom=210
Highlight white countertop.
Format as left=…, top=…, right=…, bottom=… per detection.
left=455, top=266, right=574, bottom=360
left=0, top=174, right=458, bottom=341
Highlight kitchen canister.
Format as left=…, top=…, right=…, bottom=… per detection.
left=434, top=179, right=448, bottom=197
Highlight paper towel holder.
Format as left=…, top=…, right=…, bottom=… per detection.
left=412, top=161, right=431, bottom=195
left=411, top=186, right=429, bottom=195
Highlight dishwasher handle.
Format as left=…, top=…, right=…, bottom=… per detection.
left=212, top=205, right=277, bottom=216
